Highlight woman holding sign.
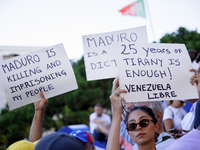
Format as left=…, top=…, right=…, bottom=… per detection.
left=107, top=88, right=159, bottom=150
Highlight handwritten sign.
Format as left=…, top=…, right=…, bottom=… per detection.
left=0, top=44, right=78, bottom=110
left=115, top=43, right=198, bottom=102
left=82, top=26, right=148, bottom=81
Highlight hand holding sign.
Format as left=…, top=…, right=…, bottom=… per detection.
left=34, top=91, right=48, bottom=111
left=190, top=68, right=200, bottom=98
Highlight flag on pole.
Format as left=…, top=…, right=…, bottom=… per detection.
left=119, top=0, right=146, bottom=18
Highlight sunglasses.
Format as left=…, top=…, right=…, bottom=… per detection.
left=126, top=119, right=153, bottom=131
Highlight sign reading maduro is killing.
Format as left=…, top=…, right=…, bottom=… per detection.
left=115, top=42, right=199, bottom=102
left=0, top=44, right=78, bottom=110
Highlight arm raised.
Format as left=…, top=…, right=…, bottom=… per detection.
left=29, top=91, right=48, bottom=142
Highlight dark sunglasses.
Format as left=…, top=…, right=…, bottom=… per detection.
left=126, top=119, right=153, bottom=131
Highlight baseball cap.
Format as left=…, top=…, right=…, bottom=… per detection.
left=34, top=132, right=85, bottom=150
left=7, top=140, right=35, bottom=150
left=70, top=130, right=93, bottom=144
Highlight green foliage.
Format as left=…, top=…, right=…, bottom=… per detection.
left=0, top=103, right=34, bottom=148
left=160, top=27, right=200, bottom=52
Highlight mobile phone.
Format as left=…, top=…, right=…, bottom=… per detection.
left=121, top=100, right=129, bottom=124
left=168, top=128, right=181, bottom=134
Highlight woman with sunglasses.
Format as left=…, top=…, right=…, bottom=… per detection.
left=107, top=88, right=159, bottom=150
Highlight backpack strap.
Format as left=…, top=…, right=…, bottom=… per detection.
left=167, top=107, right=174, bottom=118
left=156, top=136, right=172, bottom=145
left=163, top=107, right=174, bottom=132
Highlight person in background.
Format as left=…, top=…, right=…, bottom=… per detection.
left=6, top=140, right=37, bottom=150
left=163, top=100, right=186, bottom=134
left=70, top=130, right=95, bottom=150
left=181, top=69, right=200, bottom=130
left=178, top=69, right=200, bottom=138
left=34, top=132, right=85, bottom=150
left=170, top=69, right=200, bottom=139
left=181, top=98, right=199, bottom=131
left=166, top=77, right=200, bottom=150
left=89, top=104, right=111, bottom=141
left=28, top=92, right=95, bottom=150
left=7, top=93, right=93, bottom=150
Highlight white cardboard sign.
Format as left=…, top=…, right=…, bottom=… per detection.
left=115, top=42, right=198, bottom=102
left=0, top=44, right=78, bottom=110
left=82, top=26, right=148, bottom=81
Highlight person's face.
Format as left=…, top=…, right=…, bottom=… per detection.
left=166, top=100, right=171, bottom=106
left=94, top=106, right=103, bottom=117
left=127, top=109, right=159, bottom=145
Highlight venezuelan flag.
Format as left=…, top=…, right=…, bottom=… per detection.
left=119, top=0, right=146, bottom=18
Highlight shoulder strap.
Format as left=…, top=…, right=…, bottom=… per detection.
left=162, top=136, right=172, bottom=141
left=156, top=136, right=172, bottom=145
left=163, top=107, right=174, bottom=132
left=167, top=107, right=174, bottom=118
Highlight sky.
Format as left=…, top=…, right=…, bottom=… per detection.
left=0, top=0, right=200, bottom=61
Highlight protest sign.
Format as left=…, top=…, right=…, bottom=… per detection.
left=0, top=82, right=6, bottom=109
left=115, top=42, right=199, bottom=102
left=82, top=26, right=148, bottom=81
left=0, top=43, right=78, bottom=110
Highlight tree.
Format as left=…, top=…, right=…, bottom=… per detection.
left=0, top=103, right=35, bottom=149
left=160, top=27, right=200, bottom=52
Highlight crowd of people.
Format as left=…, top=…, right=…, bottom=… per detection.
left=6, top=50, right=200, bottom=150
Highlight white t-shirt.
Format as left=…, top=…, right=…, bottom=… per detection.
left=181, top=101, right=197, bottom=130
left=163, top=106, right=186, bottom=129
left=89, top=112, right=111, bottom=134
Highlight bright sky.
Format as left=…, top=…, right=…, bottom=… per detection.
left=0, top=0, right=200, bottom=61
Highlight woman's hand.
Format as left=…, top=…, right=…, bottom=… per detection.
left=34, top=91, right=48, bottom=111
left=170, top=129, right=190, bottom=139
left=109, top=87, right=127, bottom=117
left=107, top=87, right=127, bottom=150
left=190, top=68, right=200, bottom=98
